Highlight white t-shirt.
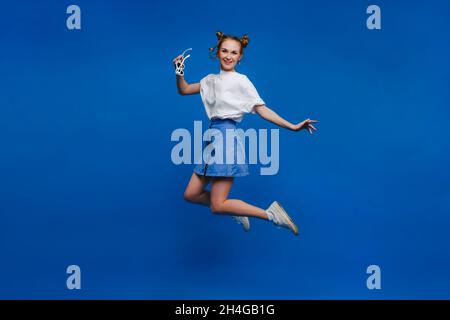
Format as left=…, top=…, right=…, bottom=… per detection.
left=199, top=70, right=265, bottom=122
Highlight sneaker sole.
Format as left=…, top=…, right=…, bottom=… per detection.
left=241, top=219, right=250, bottom=232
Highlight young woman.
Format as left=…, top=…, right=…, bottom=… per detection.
left=172, top=31, right=318, bottom=235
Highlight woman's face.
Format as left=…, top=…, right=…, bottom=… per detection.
left=218, top=39, right=242, bottom=72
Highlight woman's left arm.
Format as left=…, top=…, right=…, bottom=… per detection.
left=254, top=105, right=318, bottom=134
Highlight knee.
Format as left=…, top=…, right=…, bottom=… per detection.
left=183, top=190, right=196, bottom=203
left=210, top=200, right=224, bottom=214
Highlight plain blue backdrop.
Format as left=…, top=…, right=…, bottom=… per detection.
left=1, top=0, right=449, bottom=299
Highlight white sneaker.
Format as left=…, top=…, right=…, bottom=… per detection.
left=232, top=216, right=250, bottom=232
left=266, top=201, right=299, bottom=235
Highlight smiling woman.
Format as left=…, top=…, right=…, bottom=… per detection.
left=172, top=30, right=318, bottom=235
left=208, top=32, right=249, bottom=71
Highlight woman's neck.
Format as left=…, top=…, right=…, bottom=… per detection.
left=220, top=68, right=236, bottom=73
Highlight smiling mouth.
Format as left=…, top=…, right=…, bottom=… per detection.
left=223, top=59, right=233, bottom=64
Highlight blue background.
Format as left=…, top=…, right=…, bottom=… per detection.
left=1, top=0, right=449, bottom=299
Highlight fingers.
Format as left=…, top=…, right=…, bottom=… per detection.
left=297, top=118, right=318, bottom=134
left=307, top=122, right=317, bottom=134
left=303, top=118, right=318, bottom=134
left=172, top=55, right=183, bottom=65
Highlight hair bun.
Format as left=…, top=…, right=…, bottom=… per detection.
left=240, top=34, right=249, bottom=48
left=215, top=31, right=224, bottom=41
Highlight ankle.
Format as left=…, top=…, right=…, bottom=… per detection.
left=265, top=210, right=274, bottom=221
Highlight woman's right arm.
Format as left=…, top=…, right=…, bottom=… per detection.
left=173, top=55, right=200, bottom=95
left=176, top=76, right=200, bottom=95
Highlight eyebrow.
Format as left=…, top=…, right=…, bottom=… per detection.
left=221, top=48, right=239, bottom=52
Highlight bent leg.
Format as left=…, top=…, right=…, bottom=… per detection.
left=183, top=173, right=211, bottom=206
left=210, top=177, right=269, bottom=220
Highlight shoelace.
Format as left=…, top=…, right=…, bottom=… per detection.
left=267, top=209, right=287, bottom=229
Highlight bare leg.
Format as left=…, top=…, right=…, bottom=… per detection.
left=210, top=177, right=269, bottom=220
left=183, top=173, right=211, bottom=206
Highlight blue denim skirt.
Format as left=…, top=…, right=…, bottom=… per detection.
left=194, top=118, right=249, bottom=177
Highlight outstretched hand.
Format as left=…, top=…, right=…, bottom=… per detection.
left=292, top=118, right=318, bottom=134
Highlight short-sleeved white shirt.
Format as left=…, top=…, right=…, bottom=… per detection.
left=199, top=70, right=265, bottom=122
